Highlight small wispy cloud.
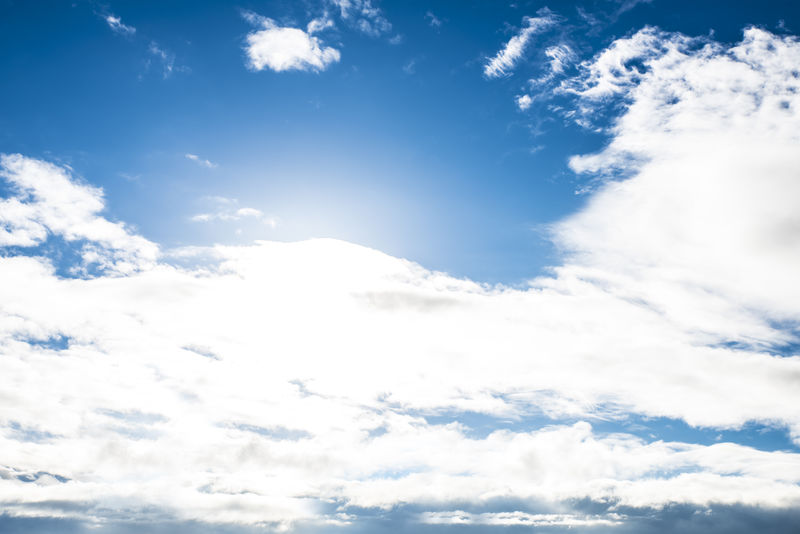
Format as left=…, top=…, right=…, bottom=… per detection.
left=185, top=153, right=217, bottom=169
left=425, top=11, right=442, bottom=29
left=329, top=0, right=392, bottom=37
left=148, top=42, right=177, bottom=78
left=191, top=197, right=277, bottom=227
left=104, top=14, right=136, bottom=36
left=484, top=11, right=557, bottom=78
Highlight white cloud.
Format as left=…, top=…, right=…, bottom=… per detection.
left=0, top=154, right=157, bottom=274
left=3, top=26, right=800, bottom=532
left=563, top=26, right=693, bottom=101
left=516, top=94, right=533, bottom=110
left=185, top=153, right=217, bottom=169
left=484, top=13, right=557, bottom=78
left=544, top=43, right=576, bottom=75
left=104, top=14, right=135, bottom=36
left=191, top=197, right=277, bottom=227
left=148, top=42, right=179, bottom=78
left=306, top=15, right=335, bottom=35
left=329, top=0, right=391, bottom=37
left=243, top=11, right=341, bottom=73
left=425, top=11, right=442, bottom=29
left=419, top=510, right=623, bottom=527
left=559, top=27, right=800, bottom=343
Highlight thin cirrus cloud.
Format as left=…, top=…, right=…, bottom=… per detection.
left=190, top=197, right=278, bottom=228
left=100, top=11, right=182, bottom=79
left=2, top=26, right=800, bottom=534
left=484, top=11, right=558, bottom=78
left=185, top=153, right=217, bottom=168
left=242, top=10, right=341, bottom=73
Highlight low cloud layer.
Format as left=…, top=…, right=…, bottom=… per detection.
left=1, top=26, right=800, bottom=533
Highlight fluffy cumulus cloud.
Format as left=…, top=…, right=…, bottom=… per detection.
left=3, top=27, right=800, bottom=533
left=516, top=93, right=533, bottom=110
left=243, top=11, right=340, bottom=73
left=484, top=11, right=558, bottom=78
left=560, top=27, right=800, bottom=350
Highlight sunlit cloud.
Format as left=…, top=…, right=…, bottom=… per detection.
left=2, top=11, right=800, bottom=534
left=243, top=10, right=341, bottom=73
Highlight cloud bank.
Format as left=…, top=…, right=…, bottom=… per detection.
left=2, top=27, right=800, bottom=533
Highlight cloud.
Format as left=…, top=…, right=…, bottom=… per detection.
left=104, top=14, right=136, bottom=36
left=484, top=12, right=558, bottom=78
left=185, top=153, right=217, bottom=169
left=147, top=42, right=186, bottom=79
left=419, top=510, right=623, bottom=527
left=98, top=12, right=184, bottom=80
left=328, top=0, right=392, bottom=37
left=516, top=94, right=533, bottom=110
left=242, top=11, right=341, bottom=73
left=3, top=26, right=800, bottom=533
left=558, top=27, right=800, bottom=348
left=425, top=11, right=442, bottom=29
left=543, top=43, right=576, bottom=76
left=306, top=15, right=335, bottom=35
left=0, top=154, right=157, bottom=274
left=190, top=196, right=277, bottom=227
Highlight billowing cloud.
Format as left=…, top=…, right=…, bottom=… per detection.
left=2, top=26, right=800, bottom=534
left=484, top=12, right=557, bottom=78
left=0, top=154, right=157, bottom=274
left=243, top=11, right=341, bottom=73
left=560, top=27, right=800, bottom=350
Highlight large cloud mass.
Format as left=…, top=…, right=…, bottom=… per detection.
left=2, top=28, right=800, bottom=532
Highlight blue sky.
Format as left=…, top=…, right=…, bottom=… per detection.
left=2, top=0, right=793, bottom=283
left=2, top=1, right=800, bottom=533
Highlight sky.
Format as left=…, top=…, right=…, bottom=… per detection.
left=1, top=0, right=800, bottom=532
